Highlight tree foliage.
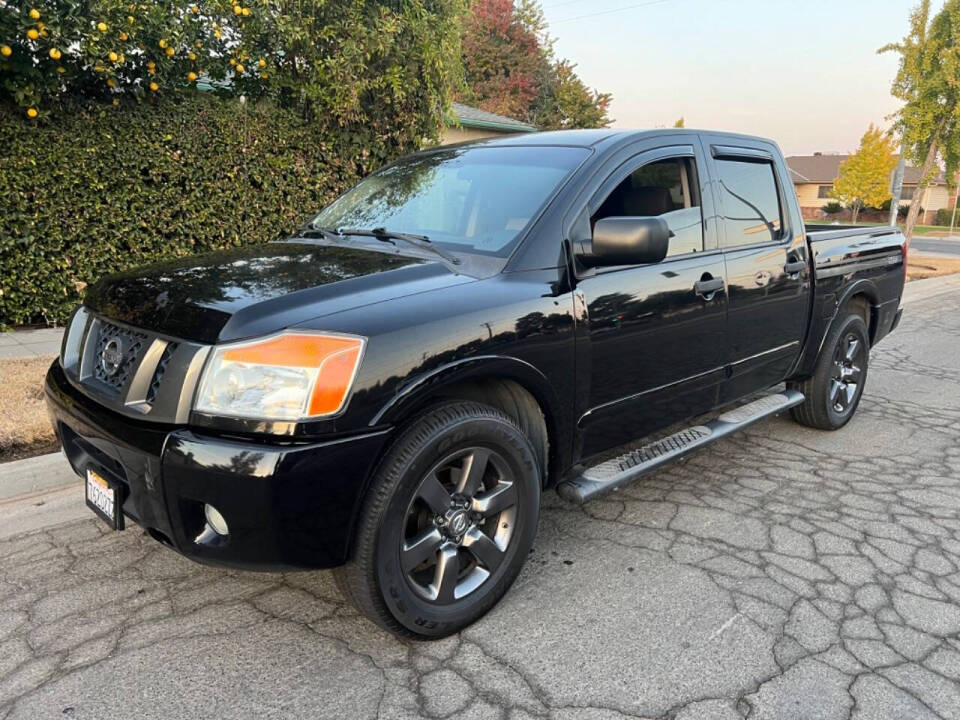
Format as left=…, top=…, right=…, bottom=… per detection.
left=880, top=0, right=960, bottom=239
left=0, top=0, right=465, bottom=149
left=459, top=0, right=611, bottom=129
left=831, top=124, right=898, bottom=223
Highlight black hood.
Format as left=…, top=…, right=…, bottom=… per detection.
left=85, top=242, right=474, bottom=343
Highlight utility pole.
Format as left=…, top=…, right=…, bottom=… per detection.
left=889, top=155, right=906, bottom=227
left=950, top=172, right=959, bottom=238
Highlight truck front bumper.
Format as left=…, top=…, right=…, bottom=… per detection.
left=45, top=361, right=391, bottom=570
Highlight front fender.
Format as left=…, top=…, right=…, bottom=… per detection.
left=370, top=355, right=562, bottom=428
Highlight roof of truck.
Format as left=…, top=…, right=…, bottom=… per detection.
left=462, top=127, right=779, bottom=149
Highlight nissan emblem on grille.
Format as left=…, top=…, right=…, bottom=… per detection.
left=100, top=337, right=125, bottom=377
left=91, top=321, right=148, bottom=391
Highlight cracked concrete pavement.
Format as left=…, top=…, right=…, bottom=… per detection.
left=3, top=282, right=960, bottom=719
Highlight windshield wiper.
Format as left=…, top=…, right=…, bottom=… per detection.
left=338, top=227, right=461, bottom=266
left=293, top=221, right=342, bottom=242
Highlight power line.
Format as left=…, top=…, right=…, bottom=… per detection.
left=552, top=0, right=674, bottom=24
left=541, top=0, right=596, bottom=9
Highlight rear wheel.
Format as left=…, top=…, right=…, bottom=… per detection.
left=335, top=402, right=540, bottom=638
left=789, top=312, right=870, bottom=430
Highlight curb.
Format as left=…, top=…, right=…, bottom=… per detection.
left=903, top=273, right=960, bottom=305
left=0, top=451, right=79, bottom=502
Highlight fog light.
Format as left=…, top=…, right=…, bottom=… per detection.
left=204, top=503, right=229, bottom=536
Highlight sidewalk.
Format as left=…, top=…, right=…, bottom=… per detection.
left=0, top=326, right=62, bottom=359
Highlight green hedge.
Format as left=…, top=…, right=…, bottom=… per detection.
left=0, top=93, right=399, bottom=326
left=936, top=208, right=956, bottom=227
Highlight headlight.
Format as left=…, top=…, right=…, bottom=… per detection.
left=194, top=331, right=366, bottom=421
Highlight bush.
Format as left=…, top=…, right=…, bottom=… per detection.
left=0, top=93, right=394, bottom=326
left=823, top=201, right=843, bottom=215
left=936, top=208, right=957, bottom=227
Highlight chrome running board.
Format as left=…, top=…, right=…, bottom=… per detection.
left=557, top=390, right=805, bottom=504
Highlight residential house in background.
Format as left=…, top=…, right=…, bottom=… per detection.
left=441, top=102, right=537, bottom=144
left=787, top=153, right=952, bottom=224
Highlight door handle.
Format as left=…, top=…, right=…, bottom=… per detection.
left=784, top=259, right=806, bottom=275
left=694, top=275, right=725, bottom=299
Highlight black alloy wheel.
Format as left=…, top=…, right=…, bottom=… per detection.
left=401, top=446, right=519, bottom=604
left=789, top=310, right=870, bottom=430
left=335, top=402, right=540, bottom=638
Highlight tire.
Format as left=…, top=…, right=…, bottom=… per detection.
left=334, top=401, right=541, bottom=638
left=789, top=311, right=870, bottom=430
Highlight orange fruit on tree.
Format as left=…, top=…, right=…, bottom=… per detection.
left=26, top=29, right=39, bottom=40
left=49, top=48, right=61, bottom=60
left=29, top=8, right=40, bottom=20
left=27, top=108, right=38, bottom=118
left=149, top=81, right=159, bottom=91
left=97, top=22, right=108, bottom=32
left=187, top=71, right=197, bottom=82
left=0, top=46, right=11, bottom=57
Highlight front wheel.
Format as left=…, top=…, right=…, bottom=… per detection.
left=789, top=311, right=870, bottom=430
left=334, top=402, right=541, bottom=638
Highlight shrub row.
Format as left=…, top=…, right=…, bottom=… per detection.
left=0, top=93, right=392, bottom=326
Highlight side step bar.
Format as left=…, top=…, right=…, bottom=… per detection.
left=557, top=390, right=805, bottom=504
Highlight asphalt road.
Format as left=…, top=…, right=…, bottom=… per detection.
left=3, top=279, right=960, bottom=719
left=913, top=237, right=960, bottom=256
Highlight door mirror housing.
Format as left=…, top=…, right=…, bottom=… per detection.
left=581, top=216, right=671, bottom=267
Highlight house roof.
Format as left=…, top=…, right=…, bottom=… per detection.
left=786, top=154, right=946, bottom=185
left=447, top=102, right=537, bottom=133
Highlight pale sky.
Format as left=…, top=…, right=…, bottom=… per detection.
left=539, top=0, right=936, bottom=156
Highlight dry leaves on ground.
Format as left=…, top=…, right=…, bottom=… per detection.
left=0, top=356, right=58, bottom=462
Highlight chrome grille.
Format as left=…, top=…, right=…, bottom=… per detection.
left=146, top=341, right=179, bottom=403
left=63, top=310, right=209, bottom=424
left=91, top=321, right=149, bottom=392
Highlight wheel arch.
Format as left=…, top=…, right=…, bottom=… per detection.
left=370, top=356, right=567, bottom=489
left=836, top=281, right=879, bottom=344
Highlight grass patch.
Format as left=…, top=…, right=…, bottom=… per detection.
left=0, top=356, right=58, bottom=463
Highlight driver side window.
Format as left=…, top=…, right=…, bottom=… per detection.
left=592, top=157, right=704, bottom=257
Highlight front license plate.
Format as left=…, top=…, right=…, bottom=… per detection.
left=85, top=469, right=124, bottom=530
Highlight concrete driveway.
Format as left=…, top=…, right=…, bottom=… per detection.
left=3, top=278, right=960, bottom=720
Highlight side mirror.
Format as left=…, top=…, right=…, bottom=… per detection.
left=581, top=216, right=671, bottom=267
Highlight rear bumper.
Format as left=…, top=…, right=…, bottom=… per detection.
left=889, top=306, right=904, bottom=334
left=873, top=299, right=903, bottom=345
left=45, top=361, right=391, bottom=570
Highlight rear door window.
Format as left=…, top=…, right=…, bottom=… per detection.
left=714, top=158, right=783, bottom=247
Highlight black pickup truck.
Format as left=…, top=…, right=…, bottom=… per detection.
left=46, top=128, right=906, bottom=638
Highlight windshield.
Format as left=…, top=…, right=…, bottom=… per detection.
left=310, top=146, right=589, bottom=258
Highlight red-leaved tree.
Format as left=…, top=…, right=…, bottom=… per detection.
left=459, top=0, right=611, bottom=129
